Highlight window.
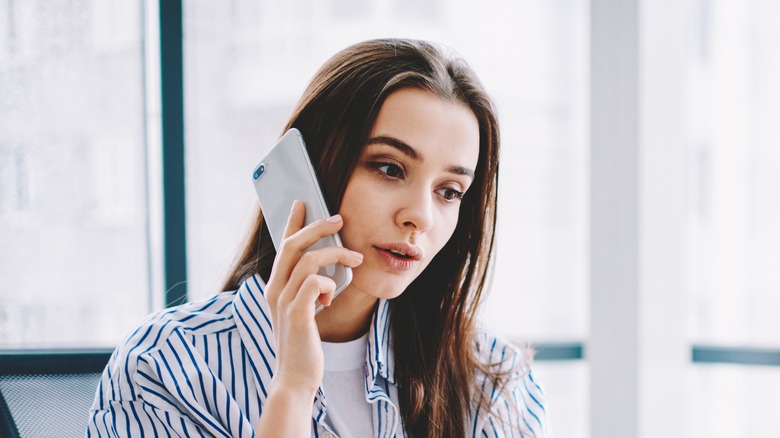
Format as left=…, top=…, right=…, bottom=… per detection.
left=0, top=1, right=150, bottom=348
left=686, top=0, right=780, bottom=347
left=685, top=0, right=780, bottom=435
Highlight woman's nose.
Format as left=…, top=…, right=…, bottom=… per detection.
left=395, top=186, right=434, bottom=233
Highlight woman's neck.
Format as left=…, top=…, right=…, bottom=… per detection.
left=315, top=286, right=378, bottom=342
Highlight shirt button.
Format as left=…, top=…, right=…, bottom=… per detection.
left=322, top=432, right=336, bottom=438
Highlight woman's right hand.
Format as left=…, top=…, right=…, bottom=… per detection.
left=264, top=200, right=363, bottom=398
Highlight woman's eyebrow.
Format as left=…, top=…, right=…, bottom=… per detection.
left=449, top=166, right=475, bottom=179
left=367, top=135, right=475, bottom=179
left=367, top=136, right=420, bottom=160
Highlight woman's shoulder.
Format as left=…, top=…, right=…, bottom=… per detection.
left=471, top=329, right=550, bottom=436
left=100, top=291, right=241, bottom=398
left=473, top=329, right=534, bottom=376
left=119, top=291, right=239, bottom=354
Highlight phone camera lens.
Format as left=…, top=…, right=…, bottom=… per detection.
left=253, top=164, right=266, bottom=180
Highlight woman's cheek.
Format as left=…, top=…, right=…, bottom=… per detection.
left=433, top=214, right=460, bottom=252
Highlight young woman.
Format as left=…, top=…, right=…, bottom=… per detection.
left=88, top=38, right=549, bottom=438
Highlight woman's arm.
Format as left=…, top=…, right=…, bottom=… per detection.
left=254, top=200, right=363, bottom=436
left=254, top=383, right=317, bottom=436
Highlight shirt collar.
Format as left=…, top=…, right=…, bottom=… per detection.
left=366, top=298, right=395, bottom=385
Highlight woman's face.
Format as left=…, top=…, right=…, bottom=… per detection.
left=338, top=87, right=480, bottom=300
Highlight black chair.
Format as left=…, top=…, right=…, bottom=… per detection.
left=0, top=349, right=112, bottom=438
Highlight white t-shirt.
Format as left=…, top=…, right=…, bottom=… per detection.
left=321, top=333, right=374, bottom=438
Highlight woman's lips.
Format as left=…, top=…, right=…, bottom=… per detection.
left=374, top=247, right=418, bottom=271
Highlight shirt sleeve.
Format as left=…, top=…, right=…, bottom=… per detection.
left=87, top=400, right=214, bottom=438
left=85, top=325, right=241, bottom=438
left=85, top=348, right=227, bottom=438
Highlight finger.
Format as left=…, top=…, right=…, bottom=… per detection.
left=279, top=247, right=363, bottom=304
left=287, top=275, right=337, bottom=319
left=281, top=199, right=306, bottom=240
left=273, top=212, right=346, bottom=282
left=269, top=200, right=314, bottom=284
left=284, top=213, right=344, bottom=255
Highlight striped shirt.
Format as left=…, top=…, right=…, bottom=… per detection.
left=87, top=274, right=549, bottom=437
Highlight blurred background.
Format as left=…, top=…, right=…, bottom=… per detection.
left=0, top=0, right=778, bottom=437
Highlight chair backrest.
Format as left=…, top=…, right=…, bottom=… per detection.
left=0, top=349, right=112, bottom=438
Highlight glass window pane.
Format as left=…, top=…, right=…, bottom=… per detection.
left=688, top=364, right=780, bottom=437
left=534, top=361, right=589, bottom=438
left=481, top=0, right=589, bottom=342
left=0, top=2, right=150, bottom=347
left=685, top=0, right=780, bottom=346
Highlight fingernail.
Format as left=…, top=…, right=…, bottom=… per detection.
left=326, top=214, right=342, bottom=223
left=290, top=200, right=299, bottom=212
left=350, top=250, right=363, bottom=260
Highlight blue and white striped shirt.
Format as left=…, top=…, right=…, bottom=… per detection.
left=87, top=274, right=549, bottom=437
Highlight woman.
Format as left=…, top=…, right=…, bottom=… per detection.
left=88, top=38, right=549, bottom=438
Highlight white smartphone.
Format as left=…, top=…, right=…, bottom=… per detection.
left=251, top=128, right=352, bottom=312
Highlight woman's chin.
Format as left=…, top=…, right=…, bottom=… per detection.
left=348, top=277, right=408, bottom=301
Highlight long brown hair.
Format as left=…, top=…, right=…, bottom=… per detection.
left=223, top=38, right=503, bottom=437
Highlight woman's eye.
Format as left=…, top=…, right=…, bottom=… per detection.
left=438, top=187, right=464, bottom=203
left=371, top=162, right=404, bottom=179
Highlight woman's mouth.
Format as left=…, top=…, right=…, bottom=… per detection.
left=373, top=244, right=422, bottom=271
